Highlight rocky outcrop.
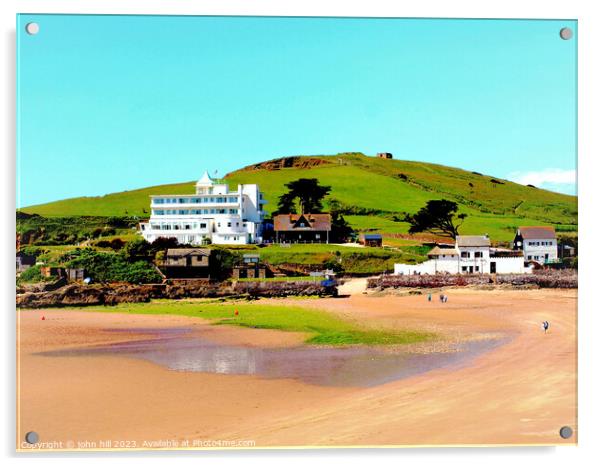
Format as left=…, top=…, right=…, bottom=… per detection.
left=16, top=280, right=337, bottom=308
left=234, top=156, right=331, bottom=172
left=232, top=280, right=335, bottom=297
left=368, top=270, right=577, bottom=289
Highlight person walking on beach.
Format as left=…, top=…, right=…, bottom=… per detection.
left=427, top=293, right=432, bottom=302
left=542, top=321, right=549, bottom=334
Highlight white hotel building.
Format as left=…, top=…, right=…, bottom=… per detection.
left=140, top=171, right=267, bottom=245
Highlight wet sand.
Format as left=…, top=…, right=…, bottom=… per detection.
left=17, top=288, right=577, bottom=449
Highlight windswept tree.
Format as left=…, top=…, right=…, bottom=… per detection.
left=276, top=178, right=332, bottom=214
left=405, top=200, right=467, bottom=239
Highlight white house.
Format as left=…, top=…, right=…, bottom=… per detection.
left=513, top=226, right=558, bottom=265
left=394, top=235, right=529, bottom=275
left=139, top=171, right=267, bottom=245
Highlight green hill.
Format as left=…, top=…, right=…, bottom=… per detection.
left=19, top=153, right=577, bottom=242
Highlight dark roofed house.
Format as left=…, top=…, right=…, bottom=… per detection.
left=359, top=233, right=383, bottom=247
left=273, top=213, right=332, bottom=244
left=16, top=251, right=36, bottom=272
left=163, top=248, right=211, bottom=278
left=377, top=152, right=393, bottom=159
left=232, top=253, right=268, bottom=280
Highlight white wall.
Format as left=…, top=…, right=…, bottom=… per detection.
left=490, top=256, right=532, bottom=274
left=523, top=239, right=558, bottom=263
left=394, top=248, right=530, bottom=275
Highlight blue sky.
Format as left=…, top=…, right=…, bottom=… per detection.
left=17, top=15, right=577, bottom=207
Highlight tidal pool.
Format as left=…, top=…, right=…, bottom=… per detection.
left=39, top=327, right=508, bottom=387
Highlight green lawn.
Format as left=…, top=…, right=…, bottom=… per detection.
left=54, top=300, right=435, bottom=346
left=256, top=243, right=426, bottom=272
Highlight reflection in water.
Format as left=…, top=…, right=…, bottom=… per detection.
left=39, top=327, right=508, bottom=387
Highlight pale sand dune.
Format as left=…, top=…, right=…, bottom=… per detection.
left=17, top=289, right=577, bottom=449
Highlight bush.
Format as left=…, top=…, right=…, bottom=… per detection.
left=209, top=247, right=243, bottom=280
left=18, top=246, right=48, bottom=258
left=121, top=261, right=163, bottom=284
left=65, top=249, right=162, bottom=284
left=17, top=265, right=48, bottom=284
left=122, top=238, right=152, bottom=261
left=94, top=238, right=126, bottom=250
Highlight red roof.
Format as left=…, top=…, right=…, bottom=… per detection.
left=518, top=226, right=556, bottom=240
left=273, top=214, right=331, bottom=232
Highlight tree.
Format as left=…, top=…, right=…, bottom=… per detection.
left=122, top=237, right=152, bottom=262
left=276, top=178, right=331, bottom=214
left=405, top=200, right=467, bottom=239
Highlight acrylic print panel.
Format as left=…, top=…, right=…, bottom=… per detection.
left=16, top=14, right=577, bottom=451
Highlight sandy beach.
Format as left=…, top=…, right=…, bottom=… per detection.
left=17, top=288, right=577, bottom=449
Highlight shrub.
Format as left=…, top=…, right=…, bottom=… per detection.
left=122, top=237, right=152, bottom=261
left=94, top=238, right=126, bottom=250
left=65, top=249, right=162, bottom=283
left=17, top=265, right=45, bottom=283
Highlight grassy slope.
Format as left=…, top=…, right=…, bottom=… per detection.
left=59, top=300, right=435, bottom=346
left=20, top=153, right=577, bottom=242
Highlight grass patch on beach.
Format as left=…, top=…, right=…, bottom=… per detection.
left=69, top=300, right=435, bottom=346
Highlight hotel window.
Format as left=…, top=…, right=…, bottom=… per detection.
left=200, top=223, right=207, bottom=229
left=475, top=266, right=480, bottom=271
left=154, top=210, right=165, bottom=215
left=461, top=266, right=468, bottom=272
left=474, top=251, right=483, bottom=258
left=154, top=198, right=164, bottom=204
left=178, top=210, right=189, bottom=215
left=184, top=224, right=191, bottom=230
left=217, top=223, right=221, bottom=227
left=461, top=251, right=470, bottom=258
left=227, top=222, right=232, bottom=227
left=236, top=222, right=240, bottom=227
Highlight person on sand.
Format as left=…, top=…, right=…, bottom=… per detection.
left=542, top=321, right=549, bottom=334
left=439, top=294, right=444, bottom=303
left=443, top=295, right=448, bottom=303
left=427, top=293, right=432, bottom=302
